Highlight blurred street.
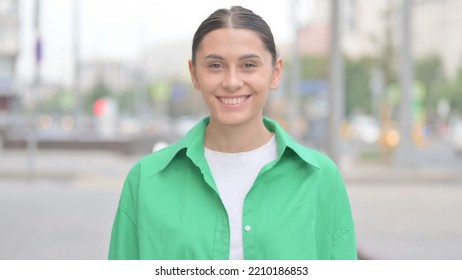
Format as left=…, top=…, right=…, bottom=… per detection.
left=0, top=149, right=137, bottom=259
left=1, top=139, right=461, bottom=260
left=343, top=140, right=462, bottom=260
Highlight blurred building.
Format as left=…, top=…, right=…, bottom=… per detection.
left=414, top=0, right=462, bottom=78
left=298, top=0, right=462, bottom=78
left=298, top=0, right=397, bottom=57
left=79, top=60, right=134, bottom=93
left=141, top=41, right=191, bottom=82
left=0, top=0, right=19, bottom=124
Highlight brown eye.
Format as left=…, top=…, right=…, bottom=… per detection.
left=208, top=63, right=223, bottom=70
left=243, top=62, right=257, bottom=68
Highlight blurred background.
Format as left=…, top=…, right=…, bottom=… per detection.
left=1, top=0, right=461, bottom=259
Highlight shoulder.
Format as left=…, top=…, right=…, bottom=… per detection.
left=133, top=142, right=186, bottom=175
left=123, top=117, right=208, bottom=182
left=279, top=139, right=343, bottom=187
left=120, top=143, right=186, bottom=202
left=299, top=146, right=338, bottom=171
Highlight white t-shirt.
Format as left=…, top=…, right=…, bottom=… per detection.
left=204, top=135, right=278, bottom=259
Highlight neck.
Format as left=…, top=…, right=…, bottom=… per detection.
left=204, top=117, right=272, bottom=153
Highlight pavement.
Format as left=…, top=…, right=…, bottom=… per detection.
left=342, top=157, right=462, bottom=260
left=1, top=143, right=462, bottom=260
left=0, top=149, right=135, bottom=260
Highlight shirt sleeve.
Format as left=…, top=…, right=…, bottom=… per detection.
left=331, top=170, right=358, bottom=260
left=108, top=163, right=141, bottom=260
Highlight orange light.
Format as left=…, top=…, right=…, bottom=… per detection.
left=385, top=130, right=400, bottom=147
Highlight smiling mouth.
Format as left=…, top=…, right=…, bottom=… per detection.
left=217, top=96, right=250, bottom=105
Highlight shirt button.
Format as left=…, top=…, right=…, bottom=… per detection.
left=244, top=225, right=251, bottom=232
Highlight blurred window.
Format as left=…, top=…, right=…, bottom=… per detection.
left=0, top=0, right=17, bottom=16
left=0, top=27, right=16, bottom=47
left=346, top=0, right=358, bottom=32
left=0, top=57, right=13, bottom=78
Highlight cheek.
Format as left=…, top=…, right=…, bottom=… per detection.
left=196, top=72, right=221, bottom=92
left=199, top=90, right=216, bottom=107
left=255, top=68, right=276, bottom=86
left=250, top=74, right=273, bottom=91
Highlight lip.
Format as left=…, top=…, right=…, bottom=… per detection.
left=216, top=95, right=251, bottom=107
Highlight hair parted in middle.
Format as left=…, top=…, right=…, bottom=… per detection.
left=191, top=6, right=278, bottom=66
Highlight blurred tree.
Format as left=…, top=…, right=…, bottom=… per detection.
left=413, top=56, right=462, bottom=118
left=299, top=55, right=375, bottom=116
left=300, top=56, right=329, bottom=78
left=84, top=80, right=113, bottom=115
left=344, top=57, right=374, bottom=116
left=444, top=67, right=462, bottom=114
left=297, top=54, right=462, bottom=119
left=36, top=90, right=74, bottom=114
left=414, top=55, right=445, bottom=113
left=117, top=89, right=136, bottom=116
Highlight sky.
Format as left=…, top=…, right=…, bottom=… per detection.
left=17, top=0, right=315, bottom=87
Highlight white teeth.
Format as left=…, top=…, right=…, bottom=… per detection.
left=219, top=96, right=247, bottom=105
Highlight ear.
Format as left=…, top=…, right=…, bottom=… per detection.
left=270, top=58, right=283, bottom=90
left=189, top=60, right=200, bottom=90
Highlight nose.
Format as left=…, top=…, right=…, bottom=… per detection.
left=222, top=68, right=243, bottom=92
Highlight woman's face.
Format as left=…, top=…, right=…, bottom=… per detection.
left=189, top=28, right=282, bottom=127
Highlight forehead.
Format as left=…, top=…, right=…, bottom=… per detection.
left=196, top=28, right=270, bottom=59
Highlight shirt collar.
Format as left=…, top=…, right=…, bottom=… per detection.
left=262, top=117, right=320, bottom=169
left=154, top=117, right=320, bottom=172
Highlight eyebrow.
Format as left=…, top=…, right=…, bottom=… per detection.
left=203, top=54, right=263, bottom=61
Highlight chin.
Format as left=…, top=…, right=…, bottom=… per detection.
left=211, top=113, right=258, bottom=127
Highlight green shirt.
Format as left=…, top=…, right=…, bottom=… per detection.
left=109, top=117, right=357, bottom=260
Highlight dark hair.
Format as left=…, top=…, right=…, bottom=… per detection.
left=191, top=6, right=278, bottom=66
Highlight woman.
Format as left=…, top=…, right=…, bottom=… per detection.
left=109, top=6, right=357, bottom=260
